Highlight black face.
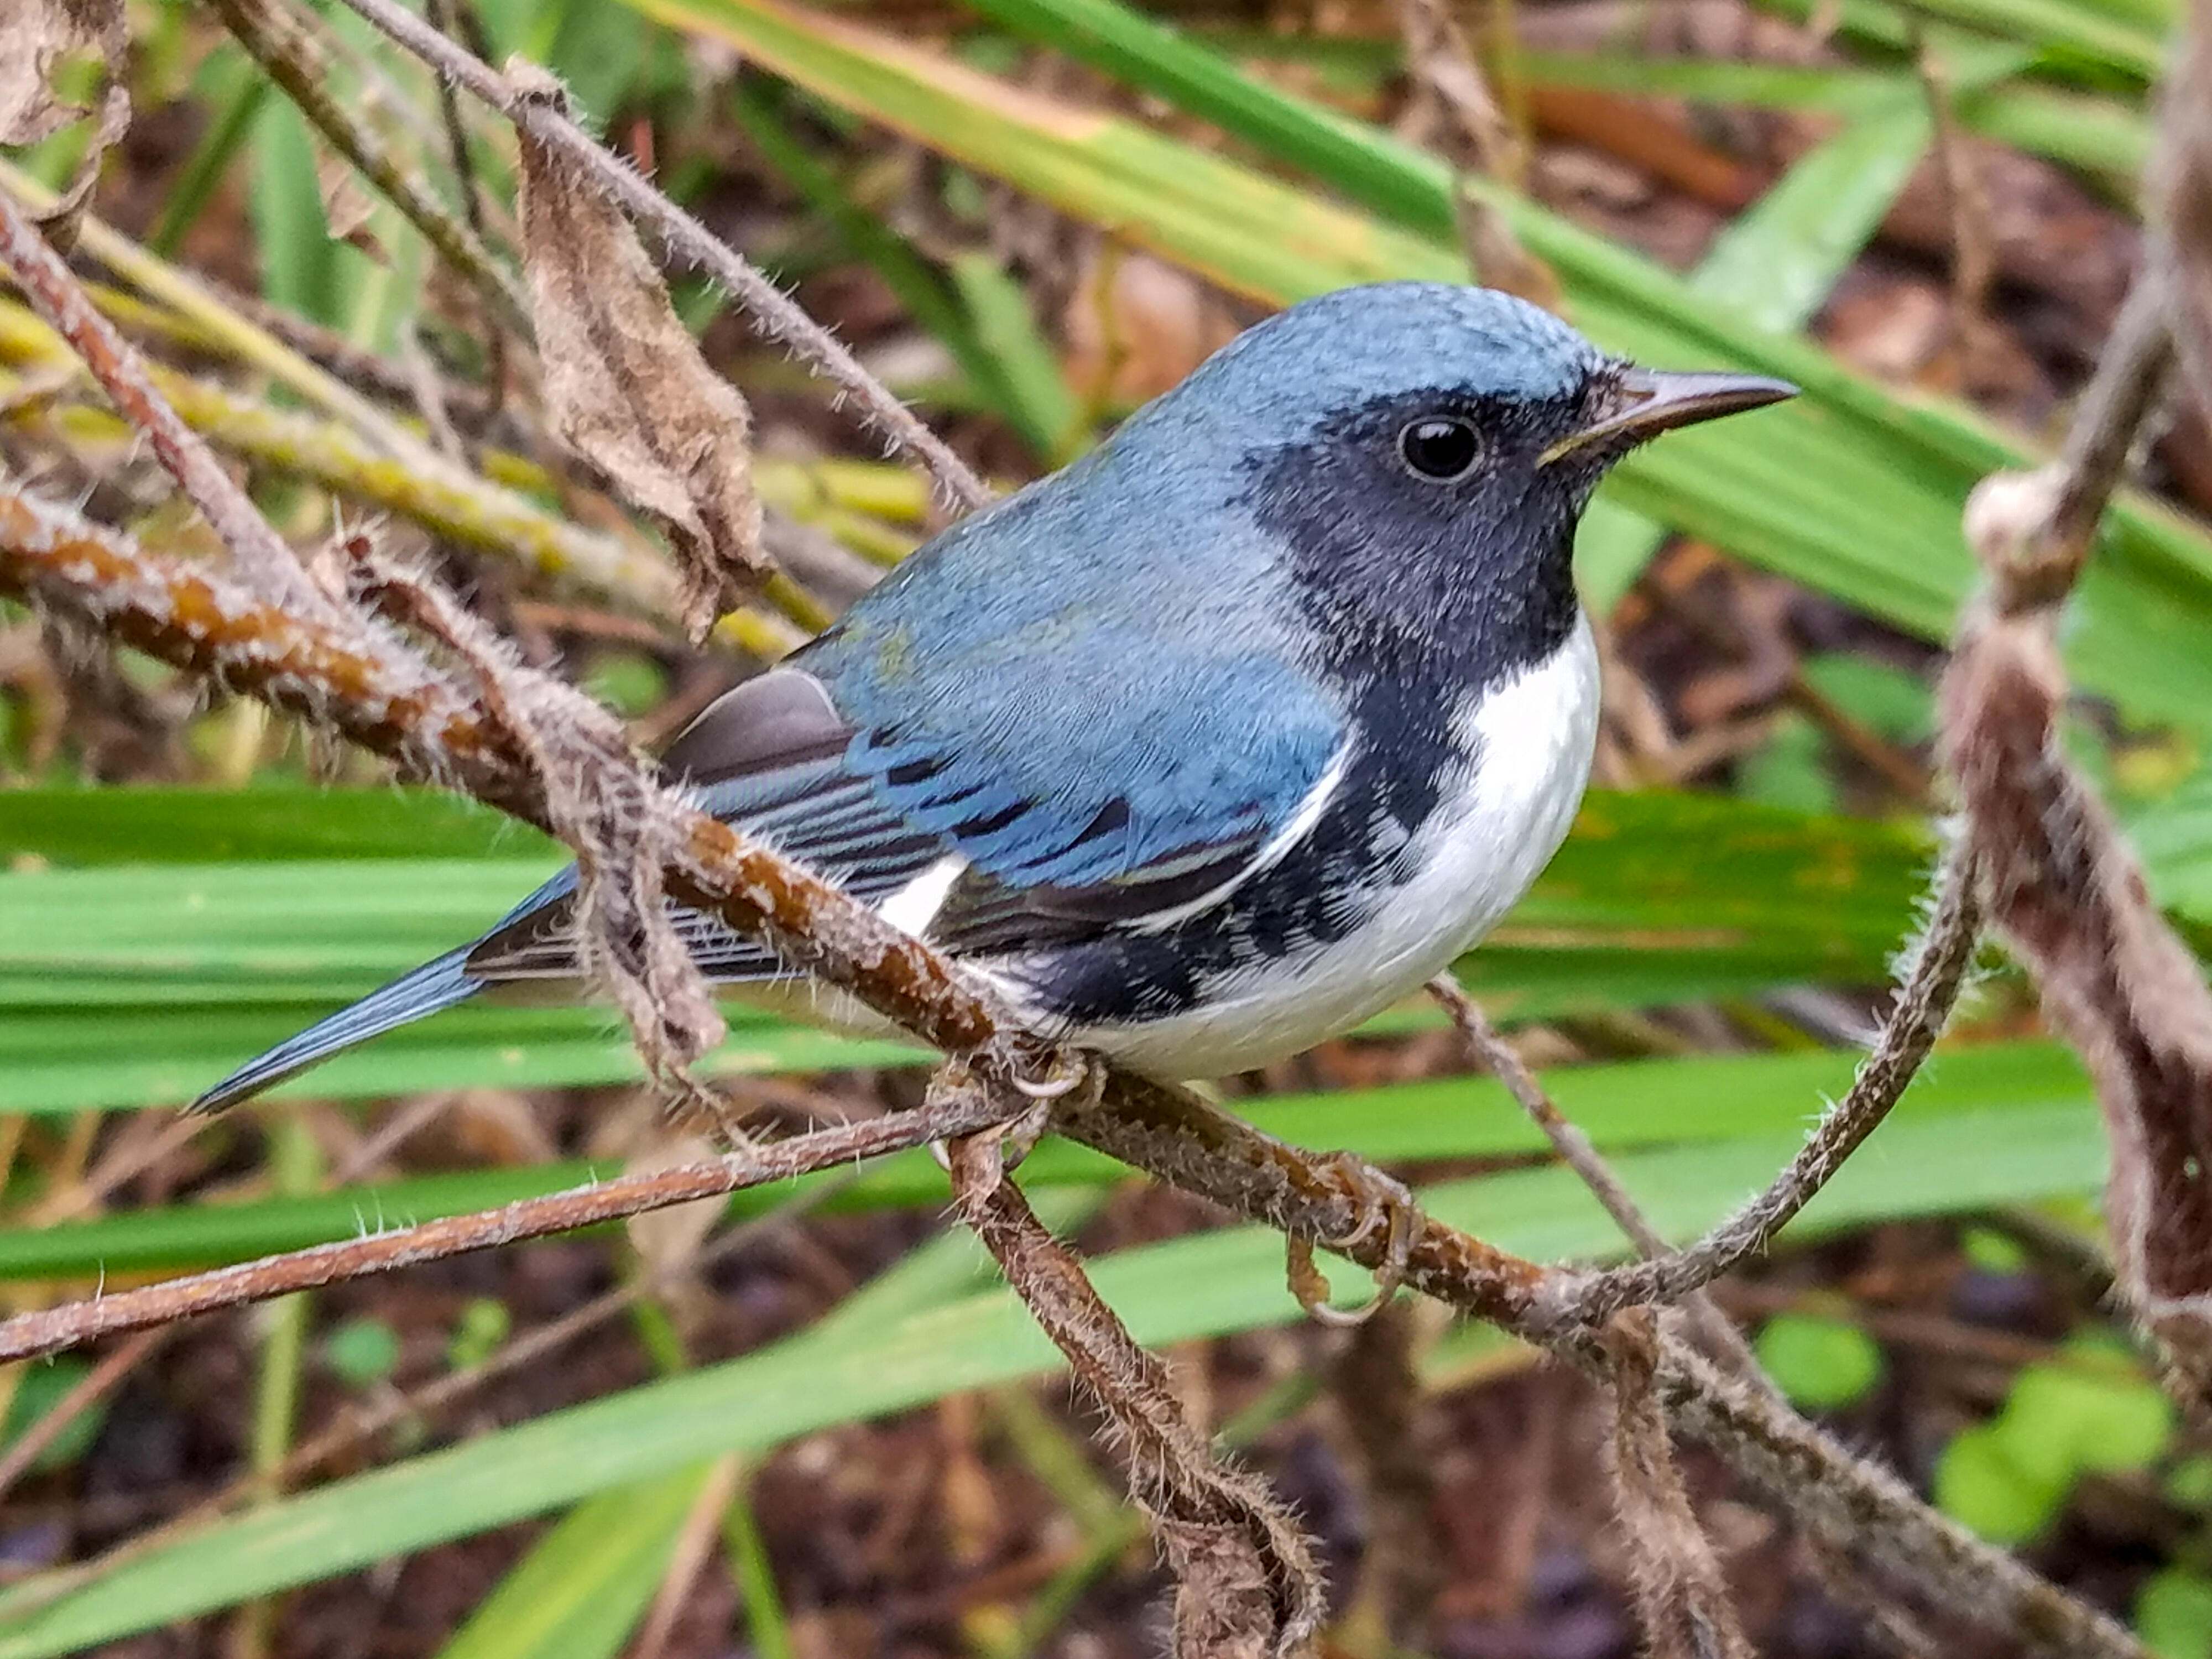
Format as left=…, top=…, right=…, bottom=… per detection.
left=1241, top=377, right=1614, bottom=693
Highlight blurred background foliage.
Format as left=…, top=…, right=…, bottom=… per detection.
left=4, top=0, right=2212, bottom=1653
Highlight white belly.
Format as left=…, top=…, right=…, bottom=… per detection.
left=1074, top=617, right=1600, bottom=1079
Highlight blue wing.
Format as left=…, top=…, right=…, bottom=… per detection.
left=198, top=455, right=1343, bottom=1108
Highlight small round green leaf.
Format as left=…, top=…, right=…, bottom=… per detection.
left=1754, top=1313, right=1884, bottom=1412
left=1934, top=1422, right=2068, bottom=1545
left=323, top=1318, right=401, bottom=1388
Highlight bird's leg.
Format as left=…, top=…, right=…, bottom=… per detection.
left=1286, top=1152, right=1421, bottom=1327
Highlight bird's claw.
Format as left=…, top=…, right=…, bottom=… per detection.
left=1007, top=1048, right=1096, bottom=1103
left=1286, top=1153, right=1420, bottom=1327
left=927, top=1051, right=1088, bottom=1177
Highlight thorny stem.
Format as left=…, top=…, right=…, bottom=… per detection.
left=0, top=185, right=336, bottom=617
left=1543, top=841, right=1983, bottom=1332
left=0, top=1085, right=1019, bottom=1364
left=208, top=0, right=532, bottom=337
left=328, top=0, right=992, bottom=513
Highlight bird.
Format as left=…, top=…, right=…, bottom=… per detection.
left=194, top=282, right=1793, bottom=1113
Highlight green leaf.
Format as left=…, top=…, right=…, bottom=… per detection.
left=946, top=250, right=1087, bottom=463
left=0, top=787, right=1943, bottom=1113
left=1997, top=1338, right=2175, bottom=1485
left=432, top=1469, right=712, bottom=1659
left=1934, top=1422, right=2069, bottom=1545
left=0, top=1360, right=107, bottom=1475
left=248, top=96, right=353, bottom=329
left=322, top=1319, right=402, bottom=1388
left=1752, top=1313, right=1885, bottom=1412
left=2137, top=1568, right=2212, bottom=1659
left=0, top=1039, right=2095, bottom=1281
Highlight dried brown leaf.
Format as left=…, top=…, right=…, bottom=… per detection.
left=351, top=546, right=731, bottom=1098
left=946, top=1116, right=1326, bottom=1657
left=1598, top=1312, right=1756, bottom=1659
left=508, top=60, right=765, bottom=640
left=1940, top=593, right=2212, bottom=1399
left=0, top=0, right=129, bottom=238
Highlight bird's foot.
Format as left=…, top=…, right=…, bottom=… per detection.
left=1286, top=1152, right=1420, bottom=1327
left=927, top=1048, right=1092, bottom=1181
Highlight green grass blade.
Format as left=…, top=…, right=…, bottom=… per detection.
left=432, top=1470, right=711, bottom=1659
left=1578, top=87, right=1939, bottom=608
left=0, top=1041, right=2103, bottom=1655
left=0, top=1041, right=2081, bottom=1281
left=0, top=789, right=1937, bottom=1111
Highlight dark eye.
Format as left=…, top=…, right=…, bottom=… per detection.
left=1397, top=416, right=1482, bottom=482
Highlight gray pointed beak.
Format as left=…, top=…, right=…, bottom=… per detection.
left=1540, top=367, right=1798, bottom=466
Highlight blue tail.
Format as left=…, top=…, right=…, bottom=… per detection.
left=192, top=946, right=483, bottom=1113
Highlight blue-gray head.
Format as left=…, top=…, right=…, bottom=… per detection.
left=1112, top=281, right=1793, bottom=669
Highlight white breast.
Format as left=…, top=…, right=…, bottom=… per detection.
left=1078, top=615, right=1601, bottom=1079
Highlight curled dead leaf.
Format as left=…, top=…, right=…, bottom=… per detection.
left=1942, top=585, right=2212, bottom=1401
left=507, top=60, right=766, bottom=640
left=0, top=0, right=130, bottom=240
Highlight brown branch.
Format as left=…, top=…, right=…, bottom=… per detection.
left=1655, top=1337, right=2138, bottom=1655
left=0, top=482, right=2142, bottom=1659
left=1536, top=840, right=1981, bottom=1331
left=0, top=1328, right=169, bottom=1499
left=0, top=1084, right=1018, bottom=1364
left=1429, top=976, right=1665, bottom=1257
left=327, top=0, right=991, bottom=513
left=207, top=0, right=532, bottom=337
left=0, top=184, right=335, bottom=615
left=0, top=485, right=1020, bottom=1065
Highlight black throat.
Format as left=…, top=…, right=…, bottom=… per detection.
left=1243, top=388, right=1584, bottom=698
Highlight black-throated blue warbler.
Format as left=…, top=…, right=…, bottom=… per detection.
left=196, top=281, right=1792, bottom=1110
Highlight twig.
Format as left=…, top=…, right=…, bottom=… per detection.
left=1428, top=977, right=1663, bottom=1256
left=0, top=1183, right=842, bottom=1621
left=632, top=1453, right=747, bottom=1659
left=1916, top=33, right=2001, bottom=385
left=1427, top=975, right=1756, bottom=1369
left=0, top=185, right=333, bottom=615
left=0, top=307, right=807, bottom=658
left=1539, top=842, right=1980, bottom=1329
left=2155, top=2, right=2212, bottom=430
left=208, top=0, right=531, bottom=337
left=422, top=0, right=509, bottom=416
left=0, top=1085, right=1017, bottom=1363
left=328, top=0, right=991, bottom=513
left=1655, top=1336, right=2136, bottom=1655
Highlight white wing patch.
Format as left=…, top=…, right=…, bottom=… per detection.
left=1129, top=741, right=1353, bottom=933
left=878, top=854, right=969, bottom=938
